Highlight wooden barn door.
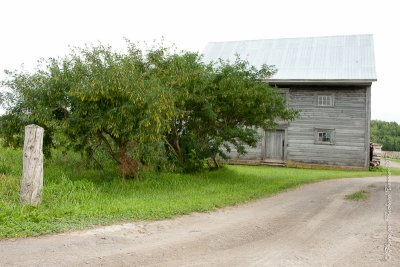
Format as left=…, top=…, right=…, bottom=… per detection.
left=264, top=130, right=285, bottom=161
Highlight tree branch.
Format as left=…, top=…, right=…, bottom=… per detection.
left=163, top=136, right=180, bottom=159
left=90, top=142, right=104, bottom=170
left=97, top=131, right=121, bottom=164
left=172, top=125, right=181, bottom=156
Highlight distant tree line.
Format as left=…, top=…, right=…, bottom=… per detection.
left=0, top=41, right=298, bottom=179
left=371, top=120, right=400, bottom=151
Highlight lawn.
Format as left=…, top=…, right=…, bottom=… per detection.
left=0, top=147, right=396, bottom=238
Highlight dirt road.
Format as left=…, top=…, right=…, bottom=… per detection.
left=388, top=160, right=400, bottom=169
left=1, top=176, right=399, bottom=267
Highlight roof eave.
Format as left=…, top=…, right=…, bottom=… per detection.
left=267, top=79, right=376, bottom=86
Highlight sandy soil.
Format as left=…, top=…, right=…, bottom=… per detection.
left=1, top=175, right=399, bottom=267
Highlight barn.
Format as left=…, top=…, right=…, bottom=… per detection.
left=203, top=34, right=377, bottom=169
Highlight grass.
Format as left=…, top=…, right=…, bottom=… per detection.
left=0, top=147, right=397, bottom=238
left=345, top=190, right=369, bottom=201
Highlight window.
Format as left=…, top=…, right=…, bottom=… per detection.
left=317, top=95, right=333, bottom=107
left=318, top=132, right=331, bottom=142
left=315, top=129, right=335, bottom=145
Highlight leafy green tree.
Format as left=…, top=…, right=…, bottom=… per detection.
left=149, top=50, right=298, bottom=171
left=371, top=120, right=400, bottom=151
left=1, top=42, right=298, bottom=176
left=0, top=44, right=175, bottom=178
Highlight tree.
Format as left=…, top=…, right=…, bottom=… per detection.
left=0, top=43, right=175, bottom=179
left=148, top=50, right=298, bottom=171
left=371, top=120, right=400, bottom=151
left=1, top=42, right=298, bottom=176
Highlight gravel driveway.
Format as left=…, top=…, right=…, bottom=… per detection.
left=1, top=176, right=399, bottom=267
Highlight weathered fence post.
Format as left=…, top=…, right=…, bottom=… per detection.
left=20, top=124, right=44, bottom=205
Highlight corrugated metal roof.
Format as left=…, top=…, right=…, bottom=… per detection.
left=203, top=34, right=377, bottom=82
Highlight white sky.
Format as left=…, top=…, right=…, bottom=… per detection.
left=0, top=0, right=399, bottom=122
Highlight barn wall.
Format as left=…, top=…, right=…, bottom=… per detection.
left=225, top=128, right=264, bottom=160
left=286, top=85, right=369, bottom=168
left=223, top=84, right=371, bottom=168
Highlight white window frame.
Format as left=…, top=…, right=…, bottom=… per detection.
left=315, top=128, right=335, bottom=145
left=317, top=94, right=334, bottom=107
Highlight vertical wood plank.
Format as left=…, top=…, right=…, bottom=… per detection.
left=365, top=86, right=371, bottom=167
left=20, top=124, right=44, bottom=205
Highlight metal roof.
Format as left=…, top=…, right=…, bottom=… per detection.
left=203, top=34, right=377, bottom=83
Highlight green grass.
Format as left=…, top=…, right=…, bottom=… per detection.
left=0, top=147, right=396, bottom=238
left=345, top=190, right=369, bottom=201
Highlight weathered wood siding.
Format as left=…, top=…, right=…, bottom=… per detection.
left=223, top=85, right=370, bottom=168
left=225, top=128, right=265, bottom=160
left=286, top=85, right=369, bottom=168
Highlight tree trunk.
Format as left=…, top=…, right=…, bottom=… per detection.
left=20, top=124, right=44, bottom=205
left=118, top=146, right=140, bottom=180
left=212, top=157, right=220, bottom=169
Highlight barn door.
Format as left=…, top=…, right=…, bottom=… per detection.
left=264, top=130, right=285, bottom=161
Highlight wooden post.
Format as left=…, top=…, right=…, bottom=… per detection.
left=20, top=124, right=44, bottom=205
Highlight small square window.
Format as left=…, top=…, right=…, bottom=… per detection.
left=315, top=129, right=335, bottom=144
left=318, top=132, right=331, bottom=142
left=317, top=95, right=333, bottom=107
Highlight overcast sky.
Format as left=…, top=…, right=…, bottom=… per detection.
left=0, top=0, right=398, bottom=122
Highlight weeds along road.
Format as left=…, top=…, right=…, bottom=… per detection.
left=1, top=176, right=399, bottom=267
